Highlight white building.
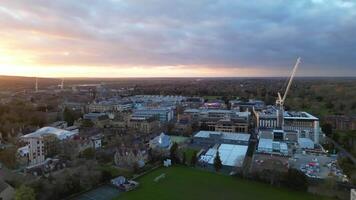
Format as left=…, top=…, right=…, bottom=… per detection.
left=257, top=138, right=288, bottom=156
left=132, top=107, right=174, bottom=122
left=199, top=144, right=248, bottom=168
left=149, top=133, right=172, bottom=149
left=193, top=131, right=250, bottom=146
left=19, top=127, right=77, bottom=166
left=255, top=107, right=321, bottom=144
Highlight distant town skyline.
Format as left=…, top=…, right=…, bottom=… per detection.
left=0, top=0, right=355, bottom=77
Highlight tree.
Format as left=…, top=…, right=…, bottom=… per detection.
left=182, top=152, right=187, bottom=165
left=15, top=185, right=36, bottom=200
left=81, top=148, right=95, bottom=159
left=101, top=170, right=112, bottom=182
left=63, top=173, right=82, bottom=196
left=0, top=147, right=17, bottom=168
left=63, top=107, right=80, bottom=126
left=81, top=119, right=94, bottom=128
left=166, top=122, right=175, bottom=134
left=283, top=169, right=308, bottom=191
left=169, top=142, right=180, bottom=164
left=190, top=151, right=198, bottom=166
left=325, top=101, right=334, bottom=109
left=213, top=151, right=222, bottom=172
left=321, top=123, right=333, bottom=136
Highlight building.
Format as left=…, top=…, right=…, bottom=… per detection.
left=0, top=180, right=15, bottom=200
left=173, top=115, right=193, bottom=136
left=114, top=147, right=147, bottom=168
left=91, top=134, right=103, bottom=149
left=62, top=102, right=86, bottom=113
left=83, top=112, right=108, bottom=121
left=202, top=100, right=226, bottom=109
left=182, top=97, right=204, bottom=108
left=49, top=121, right=68, bottom=129
left=128, top=116, right=159, bottom=134
left=229, top=99, right=265, bottom=111
left=88, top=100, right=133, bottom=113
left=130, top=95, right=185, bottom=109
left=258, top=129, right=299, bottom=143
left=199, top=143, right=248, bottom=170
left=184, top=109, right=250, bottom=133
left=214, top=118, right=249, bottom=133
left=149, top=133, right=172, bottom=150
left=193, top=131, right=250, bottom=147
left=132, top=107, right=174, bottom=122
left=257, top=138, right=288, bottom=156
left=255, top=107, right=321, bottom=144
left=82, top=112, right=110, bottom=128
left=324, top=115, right=356, bottom=130
left=298, top=138, right=315, bottom=149
left=19, top=127, right=77, bottom=166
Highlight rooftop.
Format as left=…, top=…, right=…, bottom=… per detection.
left=194, top=131, right=250, bottom=142
left=200, top=144, right=248, bottom=167
left=257, top=107, right=318, bottom=120
left=22, top=127, right=77, bottom=140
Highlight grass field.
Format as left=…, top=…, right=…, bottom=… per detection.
left=115, top=166, right=333, bottom=200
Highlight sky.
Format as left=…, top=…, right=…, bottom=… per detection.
left=0, top=0, right=355, bottom=77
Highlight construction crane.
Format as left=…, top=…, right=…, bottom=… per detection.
left=276, top=57, right=301, bottom=129
left=35, top=77, right=38, bottom=93
left=60, top=78, right=64, bottom=90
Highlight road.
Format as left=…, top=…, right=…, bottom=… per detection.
left=325, top=137, right=356, bottom=165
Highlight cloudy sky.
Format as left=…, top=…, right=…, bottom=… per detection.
left=0, top=0, right=355, bottom=77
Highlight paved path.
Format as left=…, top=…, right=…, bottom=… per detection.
left=325, top=137, right=356, bottom=165
left=70, top=185, right=121, bottom=200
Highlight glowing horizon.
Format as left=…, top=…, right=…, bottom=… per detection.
left=0, top=64, right=280, bottom=78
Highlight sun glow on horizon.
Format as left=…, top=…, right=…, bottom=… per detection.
left=0, top=63, right=274, bottom=78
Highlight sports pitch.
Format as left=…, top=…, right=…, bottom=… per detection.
left=115, top=166, right=333, bottom=200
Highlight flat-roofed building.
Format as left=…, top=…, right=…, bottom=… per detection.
left=132, top=107, right=174, bottom=122
left=257, top=138, right=288, bottom=156
left=19, top=127, right=77, bottom=166
left=184, top=109, right=250, bottom=133
left=324, top=115, right=356, bottom=130
left=255, top=107, right=321, bottom=144
left=214, top=118, right=249, bottom=133
left=128, top=116, right=159, bottom=134
left=229, top=99, right=265, bottom=111
left=199, top=144, right=248, bottom=170
left=193, top=131, right=250, bottom=147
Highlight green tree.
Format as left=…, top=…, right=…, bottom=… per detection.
left=166, top=122, right=175, bottom=134
left=15, top=185, right=36, bottom=200
left=63, top=173, right=82, bottom=196
left=321, top=123, right=333, bottom=136
left=101, top=170, right=112, bottom=182
left=63, top=107, right=80, bottom=126
left=213, top=151, right=222, bottom=172
left=81, top=148, right=95, bottom=159
left=0, top=147, right=17, bottom=168
left=182, top=152, right=187, bottom=165
left=81, top=119, right=94, bottom=128
left=170, top=142, right=180, bottom=164
left=283, top=169, right=308, bottom=191
left=190, top=151, right=198, bottom=166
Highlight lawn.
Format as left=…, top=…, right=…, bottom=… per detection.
left=115, top=166, right=332, bottom=200
left=170, top=136, right=190, bottom=144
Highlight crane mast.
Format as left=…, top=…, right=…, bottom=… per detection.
left=276, top=57, right=301, bottom=129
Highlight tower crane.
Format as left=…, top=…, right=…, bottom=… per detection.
left=276, top=57, right=301, bottom=129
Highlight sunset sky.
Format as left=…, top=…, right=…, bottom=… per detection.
left=0, top=0, right=355, bottom=77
